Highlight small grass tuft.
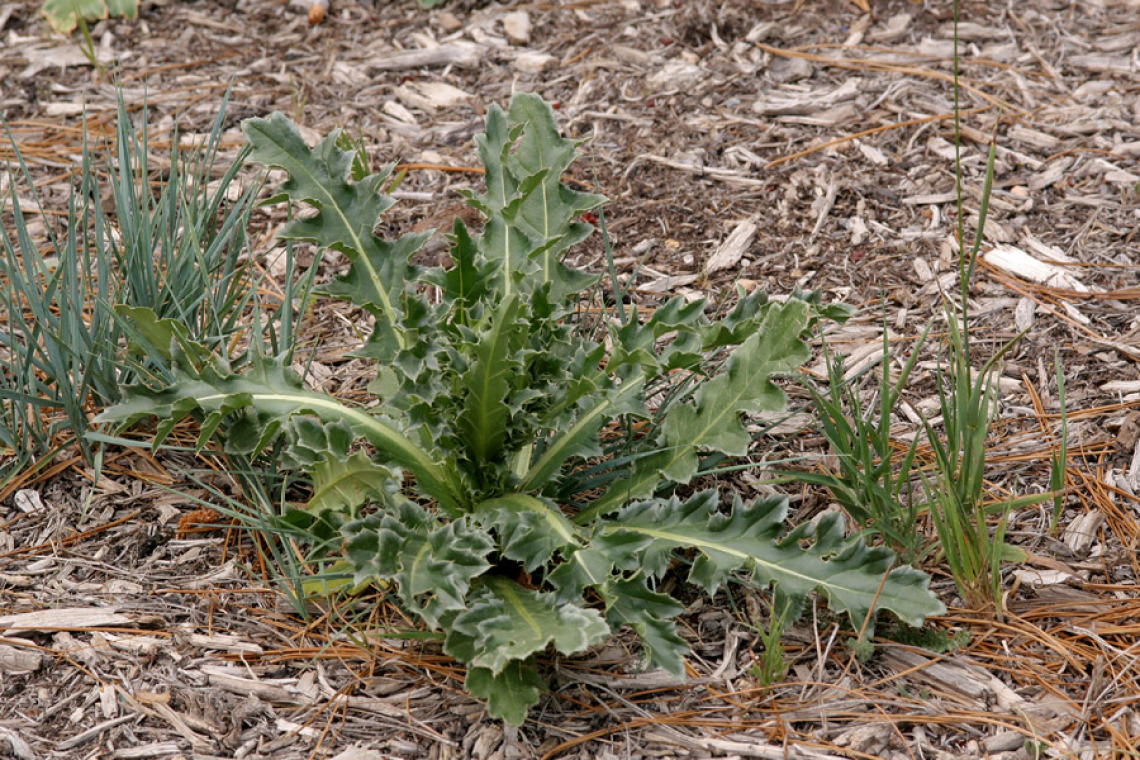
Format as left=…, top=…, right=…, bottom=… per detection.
left=0, top=90, right=260, bottom=486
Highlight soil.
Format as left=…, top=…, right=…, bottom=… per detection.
left=2, top=0, right=1140, bottom=758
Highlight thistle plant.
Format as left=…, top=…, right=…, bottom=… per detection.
left=98, top=93, right=944, bottom=724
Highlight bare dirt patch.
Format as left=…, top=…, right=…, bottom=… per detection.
left=2, top=0, right=1140, bottom=758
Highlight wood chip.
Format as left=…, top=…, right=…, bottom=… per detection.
left=637, top=273, right=699, bottom=293
left=937, top=21, right=1009, bottom=40
left=780, top=102, right=860, bottom=127
left=185, top=632, right=265, bottom=654
left=1012, top=567, right=1082, bottom=587
left=328, top=747, right=387, bottom=760
left=201, top=665, right=305, bottom=704
left=1007, top=125, right=1060, bottom=152
left=0, top=643, right=42, bottom=674
left=1014, top=297, right=1036, bottom=331
left=752, top=78, right=861, bottom=116
left=705, top=217, right=757, bottom=274
left=632, top=154, right=768, bottom=187
left=144, top=701, right=214, bottom=752
left=0, top=607, right=159, bottom=633
left=0, top=728, right=35, bottom=760
left=868, top=12, right=911, bottom=43
left=1069, top=53, right=1133, bottom=73
left=1102, top=380, right=1140, bottom=394
left=396, top=81, right=472, bottom=111
left=769, top=55, right=813, bottom=83
left=501, top=10, right=531, bottom=45
left=110, top=742, right=182, bottom=759
left=842, top=337, right=887, bottom=381
left=855, top=140, right=888, bottom=166
left=904, top=191, right=957, bottom=205
left=1063, top=510, right=1106, bottom=556
left=513, top=50, right=554, bottom=74
left=880, top=647, right=1071, bottom=732
left=647, top=59, right=705, bottom=89
left=366, top=42, right=483, bottom=73
left=12, top=490, right=44, bottom=514
left=983, top=244, right=1091, bottom=292
left=56, top=715, right=137, bottom=751
left=17, top=38, right=115, bottom=78
left=644, top=725, right=848, bottom=760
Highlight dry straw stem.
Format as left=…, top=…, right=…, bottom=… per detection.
left=0, top=509, right=139, bottom=566
left=766, top=105, right=991, bottom=168
left=754, top=38, right=1032, bottom=169
left=980, top=260, right=1140, bottom=361
left=753, top=42, right=1029, bottom=116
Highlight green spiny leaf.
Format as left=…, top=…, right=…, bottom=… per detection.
left=96, top=349, right=465, bottom=513
left=475, top=494, right=582, bottom=572
left=581, top=298, right=813, bottom=521
left=699, top=288, right=777, bottom=349
left=113, top=305, right=210, bottom=364
left=608, top=491, right=946, bottom=636
left=520, top=376, right=644, bottom=492
left=601, top=579, right=688, bottom=676
left=608, top=298, right=707, bottom=375
left=283, top=421, right=397, bottom=519
left=308, top=451, right=396, bottom=517
left=344, top=501, right=494, bottom=629
left=465, top=660, right=545, bottom=726
left=242, top=113, right=427, bottom=352
left=445, top=576, right=610, bottom=675
left=458, top=295, right=520, bottom=469
left=660, top=299, right=811, bottom=479
left=466, top=94, right=605, bottom=302
left=43, top=0, right=137, bottom=34
left=420, top=219, right=492, bottom=322
left=104, top=0, right=137, bottom=17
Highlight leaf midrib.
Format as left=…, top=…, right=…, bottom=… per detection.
left=259, top=124, right=402, bottom=345
left=619, top=524, right=888, bottom=600
left=491, top=577, right=542, bottom=639
left=195, top=389, right=460, bottom=510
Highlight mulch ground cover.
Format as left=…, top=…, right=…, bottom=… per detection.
left=2, top=0, right=1140, bottom=757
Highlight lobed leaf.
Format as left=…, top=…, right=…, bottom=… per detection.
left=519, top=376, right=645, bottom=492
left=242, top=113, right=427, bottom=354
left=113, top=305, right=209, bottom=365
left=284, top=417, right=397, bottom=518
left=475, top=493, right=583, bottom=572
left=465, top=660, right=546, bottom=726
left=659, top=300, right=811, bottom=480
left=457, top=296, right=521, bottom=472
left=445, top=576, right=610, bottom=675
left=600, top=579, right=688, bottom=676
left=582, top=298, right=813, bottom=520
left=420, top=219, right=493, bottom=324
left=96, top=345, right=465, bottom=513
left=466, top=93, right=605, bottom=302
left=43, top=0, right=139, bottom=34
left=608, top=491, right=946, bottom=636
left=344, top=501, right=494, bottom=629
left=308, top=451, right=396, bottom=518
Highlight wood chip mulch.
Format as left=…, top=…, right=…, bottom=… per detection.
left=2, top=0, right=1140, bottom=757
